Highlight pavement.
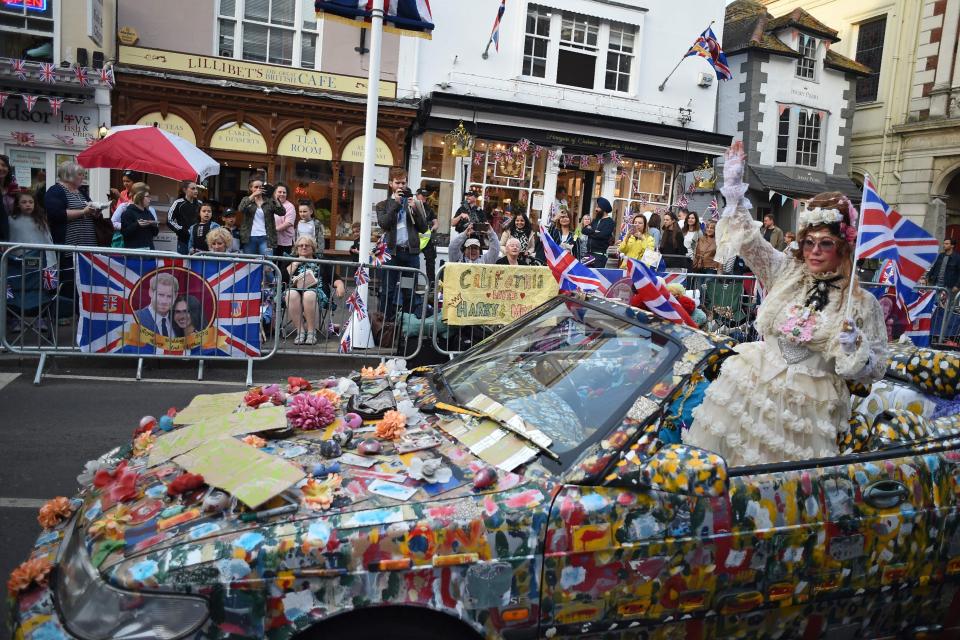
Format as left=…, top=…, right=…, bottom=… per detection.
left=0, top=347, right=454, bottom=639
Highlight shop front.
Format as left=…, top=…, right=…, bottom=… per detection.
left=113, top=46, right=415, bottom=254
left=411, top=93, right=730, bottom=242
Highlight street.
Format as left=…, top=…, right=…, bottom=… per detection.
left=0, top=354, right=373, bottom=640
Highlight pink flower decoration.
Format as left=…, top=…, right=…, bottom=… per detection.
left=286, top=393, right=336, bottom=431
left=94, top=461, right=140, bottom=503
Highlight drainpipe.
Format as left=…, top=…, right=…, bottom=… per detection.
left=879, top=0, right=920, bottom=196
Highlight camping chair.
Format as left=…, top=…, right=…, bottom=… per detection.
left=5, top=249, right=58, bottom=348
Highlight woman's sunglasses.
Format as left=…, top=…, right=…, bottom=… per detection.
left=802, top=237, right=838, bottom=252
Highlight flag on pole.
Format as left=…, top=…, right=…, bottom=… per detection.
left=857, top=176, right=939, bottom=320
left=346, top=290, right=367, bottom=320
left=370, top=240, right=391, bottom=266
left=339, top=316, right=353, bottom=353
left=903, top=289, right=936, bottom=347
left=624, top=258, right=697, bottom=327
left=315, top=0, right=435, bottom=38
left=540, top=227, right=605, bottom=293
left=685, top=26, right=732, bottom=80
left=354, top=265, right=369, bottom=286
left=487, top=0, right=506, bottom=53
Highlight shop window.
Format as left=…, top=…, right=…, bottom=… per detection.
left=277, top=157, right=334, bottom=248
left=0, top=0, right=54, bottom=61
left=855, top=16, right=885, bottom=103
left=336, top=162, right=390, bottom=249
left=218, top=0, right=318, bottom=68
left=796, top=33, right=817, bottom=80
left=420, top=131, right=459, bottom=182
left=417, top=180, right=456, bottom=240
left=467, top=139, right=547, bottom=226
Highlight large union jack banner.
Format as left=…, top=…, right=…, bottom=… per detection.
left=76, top=254, right=262, bottom=357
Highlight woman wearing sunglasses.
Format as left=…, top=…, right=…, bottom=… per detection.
left=685, top=142, right=886, bottom=467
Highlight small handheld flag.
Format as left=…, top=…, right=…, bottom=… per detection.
left=624, top=258, right=697, bottom=327
left=539, top=226, right=605, bottom=293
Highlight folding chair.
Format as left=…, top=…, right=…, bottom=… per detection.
left=5, top=250, right=58, bottom=347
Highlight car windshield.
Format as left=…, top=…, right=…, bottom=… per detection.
left=441, top=299, right=679, bottom=456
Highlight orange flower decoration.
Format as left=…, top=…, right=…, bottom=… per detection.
left=361, top=363, right=388, bottom=379
left=132, top=431, right=157, bottom=457
left=301, top=474, right=342, bottom=510
left=7, top=557, right=53, bottom=595
left=242, top=434, right=268, bottom=448
left=314, top=387, right=341, bottom=409
left=375, top=410, right=407, bottom=441
left=88, top=505, right=132, bottom=540
left=37, top=497, right=73, bottom=529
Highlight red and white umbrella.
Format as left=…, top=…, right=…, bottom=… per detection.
left=77, top=125, right=219, bottom=181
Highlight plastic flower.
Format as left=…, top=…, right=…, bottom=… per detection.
left=407, top=457, right=452, bottom=484
left=301, top=474, right=341, bottom=510
left=7, top=557, right=53, bottom=595
left=361, top=363, right=388, bottom=379
left=314, top=387, right=341, bottom=409
left=242, top=434, right=268, bottom=448
left=132, top=432, right=157, bottom=457
left=375, top=410, right=407, bottom=441
left=37, top=497, right=73, bottom=529
left=244, top=387, right=273, bottom=408
left=287, top=376, right=312, bottom=394
left=93, top=462, right=140, bottom=503
left=88, top=505, right=132, bottom=540
left=167, top=472, right=205, bottom=497
left=286, top=393, right=337, bottom=431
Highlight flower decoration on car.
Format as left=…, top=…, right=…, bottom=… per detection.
left=37, top=497, right=74, bottom=529
left=7, top=557, right=52, bottom=596
left=407, top=457, right=452, bottom=484
left=286, top=376, right=312, bottom=394
left=301, top=474, right=342, bottom=510
left=132, top=431, right=157, bottom=457
left=166, top=472, right=206, bottom=497
left=287, top=393, right=337, bottom=431
left=242, top=434, right=268, bottom=448
left=88, top=505, right=132, bottom=540
left=375, top=410, right=407, bottom=440
left=93, top=461, right=140, bottom=503
left=361, top=363, right=388, bottom=379
left=244, top=387, right=273, bottom=408
left=314, top=387, right=341, bottom=409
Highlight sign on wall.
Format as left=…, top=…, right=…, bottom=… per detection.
left=277, top=128, right=333, bottom=160
left=135, top=112, right=196, bottom=145
left=210, top=122, right=267, bottom=154
left=341, top=136, right=394, bottom=166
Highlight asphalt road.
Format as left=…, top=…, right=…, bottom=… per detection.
left=0, top=352, right=394, bottom=639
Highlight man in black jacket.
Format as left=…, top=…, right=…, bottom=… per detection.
left=927, top=238, right=960, bottom=294
left=581, top=197, right=615, bottom=266
left=452, top=189, right=486, bottom=233
left=167, top=181, right=200, bottom=255
left=375, top=168, right=428, bottom=319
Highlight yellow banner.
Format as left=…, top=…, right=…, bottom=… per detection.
left=442, top=264, right=558, bottom=326
left=119, top=46, right=397, bottom=99
left=123, top=324, right=229, bottom=353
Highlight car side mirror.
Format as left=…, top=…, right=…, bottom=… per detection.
left=606, top=441, right=728, bottom=498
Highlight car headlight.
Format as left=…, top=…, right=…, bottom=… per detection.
left=54, top=518, right=209, bottom=640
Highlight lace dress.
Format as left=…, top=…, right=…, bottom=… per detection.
left=684, top=204, right=887, bottom=466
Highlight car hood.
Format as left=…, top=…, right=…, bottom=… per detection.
left=73, top=373, right=558, bottom=591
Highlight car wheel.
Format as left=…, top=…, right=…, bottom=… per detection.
left=297, top=607, right=483, bottom=640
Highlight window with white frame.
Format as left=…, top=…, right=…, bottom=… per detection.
left=606, top=23, right=634, bottom=92
left=218, top=0, right=318, bottom=69
left=523, top=4, right=551, bottom=78
left=776, top=105, right=824, bottom=169
left=0, top=0, right=54, bottom=61
left=796, top=33, right=817, bottom=80
left=521, top=4, right=637, bottom=94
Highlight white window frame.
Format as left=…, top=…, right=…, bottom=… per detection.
left=216, top=0, right=320, bottom=69
left=605, top=22, right=635, bottom=93
left=522, top=3, right=552, bottom=79
left=519, top=4, right=636, bottom=96
left=0, top=0, right=57, bottom=63
left=775, top=105, right=825, bottom=170
left=795, top=33, right=818, bottom=81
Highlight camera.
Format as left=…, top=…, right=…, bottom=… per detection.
left=261, top=183, right=276, bottom=198
left=398, top=187, right=413, bottom=199
left=473, top=222, right=490, bottom=233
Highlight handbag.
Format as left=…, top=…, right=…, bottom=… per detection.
left=641, top=248, right=662, bottom=268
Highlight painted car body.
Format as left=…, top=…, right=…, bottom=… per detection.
left=9, top=295, right=960, bottom=640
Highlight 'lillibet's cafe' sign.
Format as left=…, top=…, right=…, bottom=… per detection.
left=118, top=46, right=397, bottom=99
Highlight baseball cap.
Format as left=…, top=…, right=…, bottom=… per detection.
left=464, top=238, right=481, bottom=248
left=222, top=208, right=237, bottom=217
left=415, top=188, right=431, bottom=197
left=465, top=188, right=479, bottom=197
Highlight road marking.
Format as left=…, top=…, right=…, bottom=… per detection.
left=42, top=374, right=248, bottom=387
left=0, top=497, right=47, bottom=509
left=0, top=372, right=20, bottom=392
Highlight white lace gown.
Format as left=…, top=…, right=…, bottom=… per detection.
left=684, top=206, right=887, bottom=466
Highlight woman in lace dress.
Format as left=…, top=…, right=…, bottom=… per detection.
left=685, top=143, right=887, bottom=466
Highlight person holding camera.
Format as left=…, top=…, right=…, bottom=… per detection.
left=449, top=222, right=500, bottom=264
left=452, top=188, right=487, bottom=233
left=44, top=161, right=102, bottom=246
left=375, top=168, right=428, bottom=319
left=238, top=176, right=279, bottom=256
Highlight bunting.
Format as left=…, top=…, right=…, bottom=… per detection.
left=39, top=62, right=56, bottom=83
left=11, top=59, right=26, bottom=80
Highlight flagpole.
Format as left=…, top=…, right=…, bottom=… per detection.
left=843, top=174, right=868, bottom=321
left=659, top=20, right=714, bottom=92
left=352, top=0, right=384, bottom=350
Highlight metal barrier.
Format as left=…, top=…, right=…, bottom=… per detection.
left=939, top=291, right=960, bottom=347
left=686, top=273, right=761, bottom=342
left=264, top=254, right=428, bottom=361
left=1, top=243, right=282, bottom=384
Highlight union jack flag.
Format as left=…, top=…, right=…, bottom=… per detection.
left=676, top=195, right=689, bottom=209
left=53, top=134, right=75, bottom=146
left=39, top=62, right=56, bottom=83
left=685, top=26, right=732, bottom=80
left=98, top=66, right=115, bottom=87
left=21, top=94, right=38, bottom=111
left=74, top=66, right=89, bottom=87
left=540, top=226, right=605, bottom=293
left=339, top=316, right=352, bottom=353
left=707, top=198, right=719, bottom=221
left=903, top=289, right=936, bottom=347
left=11, top=131, right=35, bottom=146
left=354, top=265, right=368, bottom=286
left=624, top=258, right=697, bottom=327
left=42, top=267, right=58, bottom=291
left=47, top=97, right=63, bottom=114
left=857, top=176, right=939, bottom=320
left=76, top=254, right=262, bottom=356
left=370, top=240, right=391, bottom=267
left=315, top=0, right=435, bottom=38
left=346, top=291, right=367, bottom=320
left=11, top=59, right=26, bottom=80
left=487, top=0, right=505, bottom=52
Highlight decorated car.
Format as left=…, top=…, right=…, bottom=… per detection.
left=8, top=294, right=960, bottom=640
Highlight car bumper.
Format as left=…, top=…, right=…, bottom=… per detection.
left=9, top=527, right=73, bottom=640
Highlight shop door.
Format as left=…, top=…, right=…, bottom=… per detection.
left=557, top=169, right=597, bottom=223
